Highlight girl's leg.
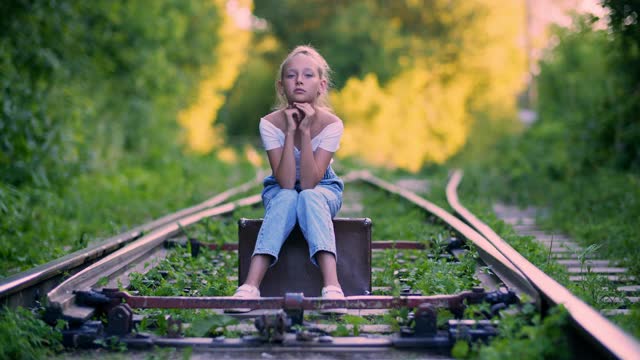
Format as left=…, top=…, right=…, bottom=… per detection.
left=246, top=188, right=299, bottom=287
left=316, top=251, right=340, bottom=287
left=296, top=187, right=342, bottom=287
left=243, top=254, right=272, bottom=288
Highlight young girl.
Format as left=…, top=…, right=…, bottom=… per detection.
left=233, top=45, right=345, bottom=303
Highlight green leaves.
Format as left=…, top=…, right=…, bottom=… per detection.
left=1, top=0, right=222, bottom=187
left=0, top=155, right=256, bottom=277
left=187, top=314, right=238, bottom=337
left=474, top=305, right=571, bottom=360
left=0, top=307, right=63, bottom=359
left=532, top=11, right=640, bottom=174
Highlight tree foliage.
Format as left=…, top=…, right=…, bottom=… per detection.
left=217, top=34, right=280, bottom=142
left=603, top=0, right=640, bottom=86
left=533, top=4, right=640, bottom=175
left=602, top=0, right=640, bottom=170
left=178, top=0, right=253, bottom=154
left=0, top=0, right=222, bottom=187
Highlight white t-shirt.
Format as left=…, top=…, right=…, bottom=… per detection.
left=259, top=117, right=344, bottom=180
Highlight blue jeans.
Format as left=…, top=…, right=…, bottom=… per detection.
left=253, top=167, right=344, bottom=266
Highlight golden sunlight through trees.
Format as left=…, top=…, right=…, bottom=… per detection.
left=333, top=70, right=470, bottom=172
left=466, top=0, right=526, bottom=117
left=176, top=0, right=528, bottom=171
left=177, top=0, right=253, bottom=154
left=216, top=146, right=238, bottom=163
left=244, top=144, right=264, bottom=168
left=331, top=0, right=526, bottom=171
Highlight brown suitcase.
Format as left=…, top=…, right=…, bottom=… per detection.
left=238, top=218, right=372, bottom=296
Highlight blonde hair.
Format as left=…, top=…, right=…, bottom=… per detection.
left=274, top=45, right=333, bottom=111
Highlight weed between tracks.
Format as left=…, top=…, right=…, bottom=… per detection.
left=372, top=248, right=479, bottom=295
left=0, top=307, right=64, bottom=359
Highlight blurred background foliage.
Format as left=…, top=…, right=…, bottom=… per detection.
left=178, top=0, right=253, bottom=154
left=240, top=0, right=527, bottom=171
left=1, top=0, right=639, bottom=274
left=458, top=1, right=640, bottom=277
left=0, top=0, right=224, bottom=188
left=474, top=1, right=640, bottom=190
left=0, top=0, right=231, bottom=274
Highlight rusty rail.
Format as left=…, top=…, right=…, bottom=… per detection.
left=41, top=170, right=522, bottom=354
left=106, top=289, right=484, bottom=311
left=447, top=169, right=640, bottom=360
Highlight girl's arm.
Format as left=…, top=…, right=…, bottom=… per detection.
left=267, top=141, right=296, bottom=189
left=298, top=137, right=334, bottom=189
left=295, top=103, right=335, bottom=189
left=267, top=108, right=300, bottom=189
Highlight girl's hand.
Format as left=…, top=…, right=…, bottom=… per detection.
left=284, top=106, right=303, bottom=133
left=293, top=102, right=316, bottom=133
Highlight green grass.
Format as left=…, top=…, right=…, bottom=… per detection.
left=461, top=166, right=640, bottom=278
left=0, top=307, right=64, bottom=359
left=0, top=154, right=259, bottom=277
left=463, top=304, right=571, bottom=360
left=351, top=180, right=451, bottom=241
left=372, top=248, right=479, bottom=295
left=127, top=243, right=247, bottom=338
left=535, top=171, right=640, bottom=277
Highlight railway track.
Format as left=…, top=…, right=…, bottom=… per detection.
left=492, top=203, right=639, bottom=315
left=1, top=169, right=639, bottom=359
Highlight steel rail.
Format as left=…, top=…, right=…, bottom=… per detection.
left=348, top=170, right=539, bottom=303
left=447, top=169, right=640, bottom=360
left=110, top=290, right=483, bottom=310
left=46, top=194, right=262, bottom=318
left=0, top=171, right=264, bottom=308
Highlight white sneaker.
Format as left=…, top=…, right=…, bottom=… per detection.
left=233, top=284, right=260, bottom=298
left=321, top=285, right=347, bottom=315
left=225, top=284, right=260, bottom=313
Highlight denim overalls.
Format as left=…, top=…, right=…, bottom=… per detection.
left=253, top=166, right=344, bottom=266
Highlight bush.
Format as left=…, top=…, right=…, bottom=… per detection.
left=0, top=307, right=63, bottom=359
left=0, top=0, right=221, bottom=187
left=217, top=35, right=279, bottom=141
left=536, top=13, right=640, bottom=174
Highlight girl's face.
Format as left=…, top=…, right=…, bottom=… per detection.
left=279, top=54, right=326, bottom=105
